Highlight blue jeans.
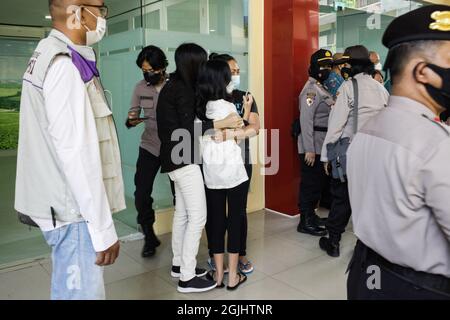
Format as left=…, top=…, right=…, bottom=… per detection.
left=43, top=222, right=105, bottom=300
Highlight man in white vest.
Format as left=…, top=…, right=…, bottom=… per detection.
left=15, top=0, right=126, bottom=300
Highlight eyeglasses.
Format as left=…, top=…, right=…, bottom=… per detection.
left=80, top=4, right=109, bottom=18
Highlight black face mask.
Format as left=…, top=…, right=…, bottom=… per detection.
left=421, top=64, right=450, bottom=111
left=310, top=66, right=330, bottom=83
left=318, top=69, right=331, bottom=83
left=341, top=67, right=352, bottom=80
left=144, top=71, right=163, bottom=86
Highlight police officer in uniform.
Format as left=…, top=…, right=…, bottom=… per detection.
left=126, top=46, right=174, bottom=258
left=319, top=45, right=389, bottom=257
left=346, top=5, right=450, bottom=299
left=297, top=49, right=334, bottom=236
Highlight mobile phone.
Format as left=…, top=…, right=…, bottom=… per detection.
left=128, top=117, right=148, bottom=122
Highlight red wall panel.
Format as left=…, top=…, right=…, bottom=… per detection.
left=264, top=0, right=319, bottom=215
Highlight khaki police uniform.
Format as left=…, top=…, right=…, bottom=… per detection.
left=316, top=44, right=390, bottom=259
left=297, top=49, right=333, bottom=237
left=127, top=77, right=174, bottom=254
left=346, top=4, right=450, bottom=300
left=298, top=77, right=333, bottom=154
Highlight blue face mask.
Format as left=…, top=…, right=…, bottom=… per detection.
left=323, top=71, right=345, bottom=97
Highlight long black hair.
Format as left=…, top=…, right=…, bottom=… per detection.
left=196, top=59, right=232, bottom=120
left=173, top=43, right=207, bottom=88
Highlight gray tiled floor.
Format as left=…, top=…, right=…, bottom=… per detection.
left=0, top=210, right=357, bottom=300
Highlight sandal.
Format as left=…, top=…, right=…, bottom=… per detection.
left=206, top=270, right=225, bottom=289
left=207, top=258, right=230, bottom=274
left=238, top=260, right=254, bottom=275
left=227, top=273, right=247, bottom=291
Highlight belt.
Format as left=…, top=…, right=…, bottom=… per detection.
left=355, top=241, right=450, bottom=296
left=314, top=126, right=328, bottom=132
left=299, top=126, right=328, bottom=134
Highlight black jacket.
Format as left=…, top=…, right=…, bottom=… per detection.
left=156, top=75, right=214, bottom=173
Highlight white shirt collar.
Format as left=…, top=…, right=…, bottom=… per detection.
left=389, top=96, right=437, bottom=120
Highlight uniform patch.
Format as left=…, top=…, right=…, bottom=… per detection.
left=306, top=92, right=316, bottom=107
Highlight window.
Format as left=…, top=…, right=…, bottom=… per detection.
left=319, top=0, right=425, bottom=65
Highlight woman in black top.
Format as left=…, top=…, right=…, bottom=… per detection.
left=206, top=53, right=261, bottom=275
left=156, top=43, right=243, bottom=294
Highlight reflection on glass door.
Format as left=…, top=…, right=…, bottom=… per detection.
left=0, top=36, right=50, bottom=266
left=319, top=0, right=425, bottom=65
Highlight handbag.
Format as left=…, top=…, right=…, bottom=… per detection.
left=326, top=78, right=359, bottom=182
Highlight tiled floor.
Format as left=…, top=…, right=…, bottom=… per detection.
left=0, top=210, right=357, bottom=300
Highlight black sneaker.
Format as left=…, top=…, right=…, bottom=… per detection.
left=171, top=266, right=207, bottom=278
left=177, top=276, right=217, bottom=293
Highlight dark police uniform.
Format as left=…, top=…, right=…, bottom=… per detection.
left=346, top=4, right=450, bottom=300
left=127, top=77, right=174, bottom=257
left=297, top=49, right=334, bottom=236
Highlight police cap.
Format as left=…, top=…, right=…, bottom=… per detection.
left=383, top=4, right=450, bottom=49
left=383, top=5, right=450, bottom=71
left=310, top=49, right=333, bottom=67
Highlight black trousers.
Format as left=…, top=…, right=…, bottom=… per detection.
left=298, top=154, right=329, bottom=217
left=326, top=178, right=352, bottom=243
left=134, top=147, right=174, bottom=226
left=205, top=166, right=251, bottom=255
left=347, top=241, right=450, bottom=300
left=240, top=165, right=252, bottom=257
left=320, top=177, right=332, bottom=209
left=207, top=165, right=252, bottom=257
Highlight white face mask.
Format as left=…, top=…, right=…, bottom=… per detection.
left=76, top=8, right=107, bottom=46
left=226, top=81, right=235, bottom=94
left=231, top=75, right=241, bottom=89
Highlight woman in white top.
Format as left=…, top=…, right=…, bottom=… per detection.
left=196, top=60, right=253, bottom=290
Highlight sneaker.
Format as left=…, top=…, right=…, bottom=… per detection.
left=238, top=260, right=254, bottom=275
left=177, top=276, right=217, bottom=294
left=207, top=257, right=229, bottom=274
left=171, top=266, right=208, bottom=278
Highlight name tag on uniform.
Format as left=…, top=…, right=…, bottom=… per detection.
left=140, top=96, right=154, bottom=100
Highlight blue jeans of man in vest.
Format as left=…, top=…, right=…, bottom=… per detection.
left=43, top=222, right=105, bottom=300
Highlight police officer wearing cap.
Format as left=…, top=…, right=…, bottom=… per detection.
left=297, top=49, right=334, bottom=236
left=346, top=5, right=450, bottom=299
left=319, top=45, right=389, bottom=257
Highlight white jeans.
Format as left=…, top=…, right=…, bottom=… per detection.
left=168, top=165, right=207, bottom=282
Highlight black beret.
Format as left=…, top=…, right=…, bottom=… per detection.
left=310, top=49, right=333, bottom=67
left=383, top=5, right=450, bottom=49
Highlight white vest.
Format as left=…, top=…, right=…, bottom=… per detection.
left=14, top=31, right=126, bottom=223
